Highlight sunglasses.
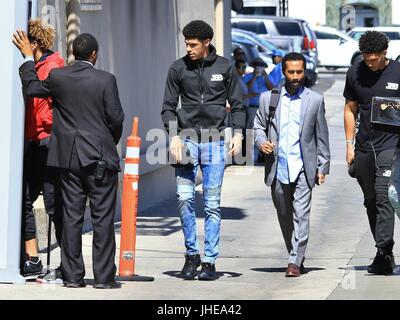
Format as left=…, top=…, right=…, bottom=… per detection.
left=238, top=65, right=247, bottom=70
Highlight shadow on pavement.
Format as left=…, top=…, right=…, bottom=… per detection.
left=251, top=267, right=325, bottom=274
left=137, top=191, right=247, bottom=220
left=339, top=265, right=400, bottom=276
left=163, top=270, right=242, bottom=280
left=339, top=266, right=368, bottom=271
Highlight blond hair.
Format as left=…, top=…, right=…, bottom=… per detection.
left=28, top=18, right=56, bottom=52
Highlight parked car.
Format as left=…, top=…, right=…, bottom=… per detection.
left=311, top=25, right=358, bottom=70
left=232, top=27, right=286, bottom=56
left=232, top=40, right=318, bottom=88
left=347, top=26, right=400, bottom=59
left=232, top=36, right=273, bottom=71
left=231, top=15, right=318, bottom=67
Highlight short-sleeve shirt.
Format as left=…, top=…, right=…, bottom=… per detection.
left=243, top=73, right=269, bottom=106
left=343, top=59, right=400, bottom=152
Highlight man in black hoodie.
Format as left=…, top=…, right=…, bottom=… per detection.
left=161, top=20, right=245, bottom=281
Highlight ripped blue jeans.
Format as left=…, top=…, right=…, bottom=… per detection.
left=175, top=139, right=226, bottom=264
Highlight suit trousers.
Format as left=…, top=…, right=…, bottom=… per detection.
left=59, top=147, right=118, bottom=284
left=271, top=171, right=312, bottom=266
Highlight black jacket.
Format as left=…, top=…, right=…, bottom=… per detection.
left=19, top=60, right=125, bottom=171
left=161, top=45, right=245, bottom=135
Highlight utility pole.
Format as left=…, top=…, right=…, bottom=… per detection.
left=279, top=0, right=288, bottom=17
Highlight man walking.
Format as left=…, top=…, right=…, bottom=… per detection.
left=254, top=52, right=330, bottom=277
left=13, top=31, right=124, bottom=288
left=161, top=20, right=245, bottom=280
left=344, top=31, right=400, bottom=275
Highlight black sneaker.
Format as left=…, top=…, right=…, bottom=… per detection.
left=23, top=258, right=44, bottom=279
left=181, top=254, right=201, bottom=279
left=367, top=251, right=393, bottom=275
left=198, top=262, right=216, bottom=281
left=391, top=253, right=396, bottom=269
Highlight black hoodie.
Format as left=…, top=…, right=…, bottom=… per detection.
left=161, top=45, right=245, bottom=136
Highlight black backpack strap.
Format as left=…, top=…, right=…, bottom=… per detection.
left=267, top=89, right=281, bottom=137
left=268, top=89, right=281, bottom=120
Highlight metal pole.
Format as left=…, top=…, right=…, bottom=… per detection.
left=66, top=0, right=81, bottom=65
left=31, top=0, right=38, bottom=18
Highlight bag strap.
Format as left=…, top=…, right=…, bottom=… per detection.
left=267, top=89, right=281, bottom=138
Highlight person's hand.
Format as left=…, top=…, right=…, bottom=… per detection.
left=262, top=69, right=268, bottom=77
left=253, top=68, right=261, bottom=77
left=229, top=133, right=243, bottom=156
left=12, top=30, right=33, bottom=58
left=346, top=144, right=355, bottom=167
left=316, top=173, right=326, bottom=186
left=170, top=136, right=183, bottom=163
left=260, top=141, right=275, bottom=155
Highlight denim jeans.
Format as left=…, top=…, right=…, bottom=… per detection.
left=175, top=139, right=226, bottom=264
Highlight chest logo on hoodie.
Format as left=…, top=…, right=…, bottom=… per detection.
left=386, top=82, right=399, bottom=90
left=211, top=74, right=223, bottom=82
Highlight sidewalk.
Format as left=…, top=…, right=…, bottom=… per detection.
left=2, top=72, right=400, bottom=300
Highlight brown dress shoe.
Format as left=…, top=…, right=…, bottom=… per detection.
left=285, top=263, right=300, bottom=277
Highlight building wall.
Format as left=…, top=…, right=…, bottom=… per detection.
left=326, top=0, right=392, bottom=29
left=392, top=0, right=400, bottom=25
left=34, top=0, right=230, bottom=212
left=288, top=0, right=326, bottom=26
left=78, top=0, right=179, bottom=211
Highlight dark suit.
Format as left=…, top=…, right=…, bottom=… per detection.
left=19, top=60, right=125, bottom=284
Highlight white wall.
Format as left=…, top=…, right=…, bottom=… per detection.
left=288, top=0, right=326, bottom=26
left=392, top=0, right=400, bottom=25
left=0, top=0, right=27, bottom=284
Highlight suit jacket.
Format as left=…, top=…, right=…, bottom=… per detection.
left=19, top=60, right=125, bottom=171
left=254, top=87, right=330, bottom=188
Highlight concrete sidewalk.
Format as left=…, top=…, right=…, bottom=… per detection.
left=1, top=163, right=397, bottom=300
left=2, top=72, right=400, bottom=300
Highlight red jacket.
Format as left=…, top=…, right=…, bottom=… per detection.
left=25, top=51, right=64, bottom=141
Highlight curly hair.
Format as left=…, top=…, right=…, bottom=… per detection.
left=28, top=18, right=56, bottom=52
left=182, top=20, right=214, bottom=40
left=359, top=31, right=389, bottom=54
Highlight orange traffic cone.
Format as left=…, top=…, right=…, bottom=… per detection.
left=117, top=117, right=154, bottom=282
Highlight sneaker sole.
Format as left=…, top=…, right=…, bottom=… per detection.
left=367, top=267, right=393, bottom=275
left=181, top=272, right=197, bottom=280
left=198, top=275, right=216, bottom=281
left=36, top=278, right=64, bottom=285
left=24, top=273, right=45, bottom=280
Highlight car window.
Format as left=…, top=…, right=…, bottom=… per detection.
left=348, top=31, right=363, bottom=41
left=314, top=30, right=341, bottom=40
left=255, top=35, right=278, bottom=51
left=383, top=32, right=400, bottom=40
left=232, top=21, right=268, bottom=35
left=273, top=21, right=302, bottom=36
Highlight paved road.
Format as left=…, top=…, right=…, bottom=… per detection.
left=2, top=71, right=400, bottom=301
